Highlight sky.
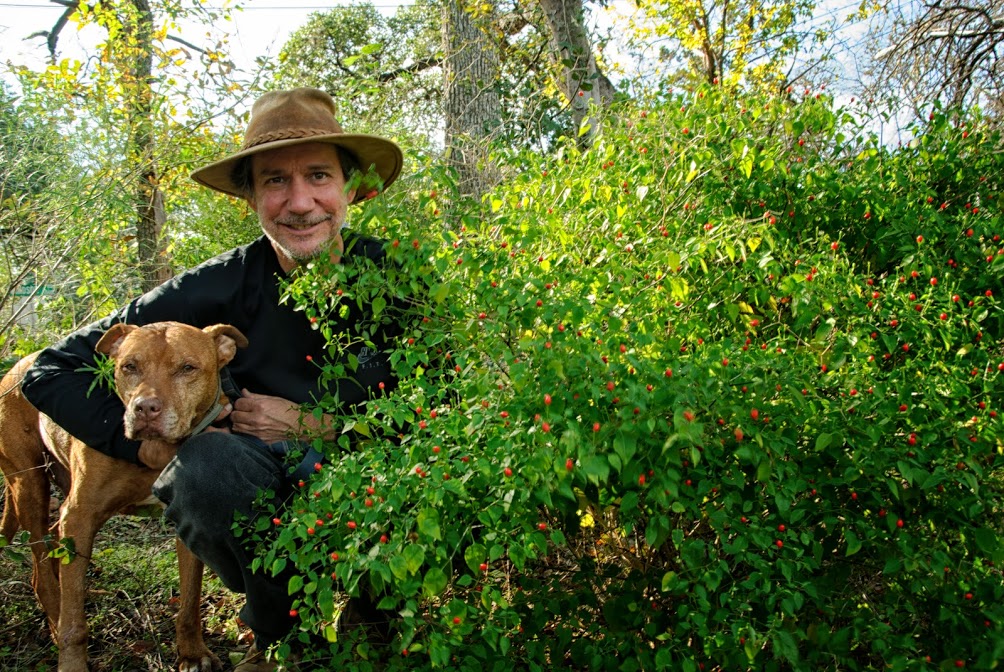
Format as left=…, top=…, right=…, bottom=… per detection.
left=2, top=0, right=872, bottom=92
left=0, top=1, right=405, bottom=86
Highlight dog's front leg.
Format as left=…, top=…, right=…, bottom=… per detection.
left=55, top=501, right=104, bottom=672
left=175, top=537, right=222, bottom=671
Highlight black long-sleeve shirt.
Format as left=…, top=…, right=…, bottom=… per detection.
left=21, top=232, right=400, bottom=465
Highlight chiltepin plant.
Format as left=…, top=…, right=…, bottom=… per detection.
left=240, top=85, right=1004, bottom=671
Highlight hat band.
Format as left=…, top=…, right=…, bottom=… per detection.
left=242, top=127, right=340, bottom=151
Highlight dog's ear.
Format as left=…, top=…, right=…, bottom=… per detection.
left=95, top=323, right=139, bottom=359
left=203, top=324, right=249, bottom=367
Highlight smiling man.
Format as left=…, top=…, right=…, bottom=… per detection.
left=21, top=88, right=406, bottom=671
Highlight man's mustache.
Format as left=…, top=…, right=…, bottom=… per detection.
left=274, top=214, right=332, bottom=227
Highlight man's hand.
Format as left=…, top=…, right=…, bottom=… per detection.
left=138, top=440, right=178, bottom=470
left=229, top=389, right=327, bottom=443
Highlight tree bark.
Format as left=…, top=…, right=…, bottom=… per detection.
left=128, top=0, right=172, bottom=291
left=537, top=0, right=615, bottom=143
left=443, top=0, right=502, bottom=203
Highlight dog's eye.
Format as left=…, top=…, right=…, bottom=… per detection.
left=121, top=362, right=138, bottom=374
left=179, top=363, right=197, bottom=374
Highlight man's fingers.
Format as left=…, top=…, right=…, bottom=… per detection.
left=214, top=403, right=233, bottom=423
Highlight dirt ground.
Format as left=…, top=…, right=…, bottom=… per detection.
left=0, top=498, right=249, bottom=672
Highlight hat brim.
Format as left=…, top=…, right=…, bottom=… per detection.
left=190, top=134, right=403, bottom=205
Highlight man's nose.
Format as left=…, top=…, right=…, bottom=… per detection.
left=287, top=176, right=315, bottom=212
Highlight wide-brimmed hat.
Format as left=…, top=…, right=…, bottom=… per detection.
left=191, top=87, right=403, bottom=204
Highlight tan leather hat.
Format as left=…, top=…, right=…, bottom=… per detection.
left=191, top=88, right=403, bottom=204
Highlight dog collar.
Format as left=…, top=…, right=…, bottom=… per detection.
left=188, top=383, right=225, bottom=437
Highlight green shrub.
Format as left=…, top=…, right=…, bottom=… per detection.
left=245, top=86, right=1004, bottom=671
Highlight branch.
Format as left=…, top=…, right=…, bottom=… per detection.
left=40, top=0, right=80, bottom=60
left=377, top=55, right=443, bottom=82
left=32, top=0, right=209, bottom=60
left=166, top=34, right=208, bottom=56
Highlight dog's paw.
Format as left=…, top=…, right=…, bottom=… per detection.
left=178, top=650, right=223, bottom=672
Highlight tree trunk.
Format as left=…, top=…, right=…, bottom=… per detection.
left=537, top=0, right=615, bottom=143
left=128, top=0, right=172, bottom=291
left=443, top=0, right=502, bottom=203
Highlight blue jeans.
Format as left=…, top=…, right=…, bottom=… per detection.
left=152, top=432, right=301, bottom=645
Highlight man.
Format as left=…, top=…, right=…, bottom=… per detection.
left=21, top=87, right=405, bottom=671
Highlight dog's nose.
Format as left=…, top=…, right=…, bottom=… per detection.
left=131, top=396, right=163, bottom=420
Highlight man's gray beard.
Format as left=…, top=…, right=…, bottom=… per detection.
left=264, top=215, right=337, bottom=264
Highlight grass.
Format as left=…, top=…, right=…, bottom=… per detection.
left=0, top=479, right=248, bottom=671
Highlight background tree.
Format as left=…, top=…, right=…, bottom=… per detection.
left=538, top=0, right=616, bottom=141
left=270, top=1, right=445, bottom=152
left=443, top=0, right=503, bottom=200
left=869, top=0, right=1004, bottom=120
left=5, top=0, right=251, bottom=344
left=0, top=85, right=74, bottom=359
left=624, top=0, right=829, bottom=91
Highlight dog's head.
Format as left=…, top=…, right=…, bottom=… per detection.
left=95, top=322, right=248, bottom=442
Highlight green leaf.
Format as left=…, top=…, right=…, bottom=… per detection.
left=403, top=544, right=425, bottom=575
left=464, top=543, right=486, bottom=574
left=974, top=528, right=999, bottom=556
left=417, top=508, right=442, bottom=541
left=422, top=567, right=448, bottom=597
left=614, top=431, right=637, bottom=464
left=389, top=554, right=409, bottom=581
left=772, top=630, right=799, bottom=665
left=580, top=455, right=610, bottom=484
left=845, top=529, right=861, bottom=556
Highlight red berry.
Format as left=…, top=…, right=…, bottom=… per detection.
left=504, top=467, right=513, bottom=477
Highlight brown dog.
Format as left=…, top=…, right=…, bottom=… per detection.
left=0, top=321, right=248, bottom=672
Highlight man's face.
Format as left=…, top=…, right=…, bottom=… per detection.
left=247, top=142, right=357, bottom=272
